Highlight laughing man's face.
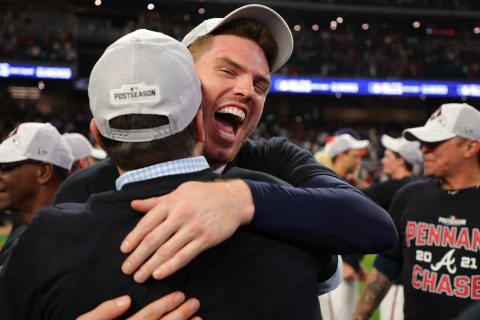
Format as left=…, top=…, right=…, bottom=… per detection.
left=193, top=34, right=270, bottom=169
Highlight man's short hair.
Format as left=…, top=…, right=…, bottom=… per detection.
left=188, top=18, right=278, bottom=71
left=52, top=165, right=71, bottom=182
left=99, top=114, right=197, bottom=171
left=455, top=136, right=480, bottom=167
left=391, top=151, right=413, bottom=172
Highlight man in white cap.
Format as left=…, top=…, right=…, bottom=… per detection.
left=327, top=133, right=370, bottom=180
left=53, top=3, right=396, bottom=295
left=0, top=122, right=73, bottom=265
left=354, top=103, right=480, bottom=320
left=1, top=30, right=340, bottom=320
left=357, top=135, right=423, bottom=320
left=63, top=133, right=107, bottom=173
left=318, top=132, right=370, bottom=320
left=363, top=134, right=423, bottom=210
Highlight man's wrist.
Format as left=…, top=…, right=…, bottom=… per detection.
left=222, top=179, right=255, bottom=226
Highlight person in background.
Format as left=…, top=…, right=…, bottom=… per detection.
left=315, top=132, right=371, bottom=320
left=63, top=132, right=107, bottom=172
left=354, top=103, right=480, bottom=320
left=361, top=134, right=423, bottom=320
left=0, top=122, right=73, bottom=265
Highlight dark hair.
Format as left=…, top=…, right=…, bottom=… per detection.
left=392, top=151, right=413, bottom=172
left=52, top=165, right=70, bottom=182
left=188, top=18, right=278, bottom=72
left=99, top=114, right=197, bottom=171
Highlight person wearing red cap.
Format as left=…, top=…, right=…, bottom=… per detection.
left=354, top=103, right=480, bottom=320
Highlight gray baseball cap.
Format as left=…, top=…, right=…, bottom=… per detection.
left=328, top=134, right=369, bottom=157
left=403, top=103, right=480, bottom=143
left=0, top=122, right=74, bottom=170
left=381, top=134, right=423, bottom=166
left=63, top=133, right=107, bottom=160
left=182, top=4, right=293, bottom=73
left=89, top=29, right=201, bottom=143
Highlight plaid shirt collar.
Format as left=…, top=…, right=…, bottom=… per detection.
left=115, top=156, right=210, bottom=190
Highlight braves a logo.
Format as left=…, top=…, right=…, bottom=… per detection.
left=431, top=249, right=457, bottom=274
left=428, top=106, right=448, bottom=127
left=429, top=106, right=443, bottom=121
left=7, top=125, right=21, bottom=145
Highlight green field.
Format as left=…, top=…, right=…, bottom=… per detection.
left=0, top=234, right=7, bottom=247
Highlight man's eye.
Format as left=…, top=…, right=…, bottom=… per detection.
left=220, top=68, right=233, bottom=75
left=255, top=84, right=267, bottom=94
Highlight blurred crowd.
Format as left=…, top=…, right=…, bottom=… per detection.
left=1, top=4, right=479, bottom=80
left=0, top=10, right=76, bottom=63
left=288, top=23, right=479, bottom=80
left=296, top=0, right=480, bottom=9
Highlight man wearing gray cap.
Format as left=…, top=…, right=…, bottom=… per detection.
left=1, top=30, right=335, bottom=320
left=363, top=134, right=423, bottom=211
left=63, top=133, right=107, bottom=173
left=0, top=122, right=73, bottom=264
left=354, top=103, right=480, bottom=320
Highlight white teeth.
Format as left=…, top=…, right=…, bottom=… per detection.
left=217, top=107, right=246, bottom=121
left=220, top=131, right=234, bottom=138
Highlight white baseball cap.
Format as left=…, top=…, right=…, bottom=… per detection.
left=328, top=134, right=370, bottom=157
left=182, top=4, right=293, bottom=73
left=89, top=29, right=202, bottom=143
left=0, top=122, right=74, bottom=170
left=62, top=133, right=107, bottom=160
left=403, top=103, right=480, bottom=143
left=381, top=134, right=423, bottom=166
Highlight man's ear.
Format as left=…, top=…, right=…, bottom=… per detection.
left=194, top=108, right=205, bottom=143
left=37, top=163, right=54, bottom=185
left=464, top=139, right=480, bottom=159
left=90, top=119, right=106, bottom=150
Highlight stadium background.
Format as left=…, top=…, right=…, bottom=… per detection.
left=1, top=0, right=479, bottom=318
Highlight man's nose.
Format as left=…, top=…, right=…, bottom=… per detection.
left=232, top=76, right=254, bottom=101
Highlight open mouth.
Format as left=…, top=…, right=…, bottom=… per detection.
left=214, top=107, right=246, bottom=138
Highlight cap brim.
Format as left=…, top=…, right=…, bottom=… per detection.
left=351, top=140, right=369, bottom=149
left=403, top=126, right=455, bottom=143
left=91, top=148, right=107, bottom=160
left=182, top=4, right=293, bottom=73
left=381, top=134, right=400, bottom=152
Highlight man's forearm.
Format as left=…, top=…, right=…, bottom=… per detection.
left=246, top=176, right=398, bottom=254
left=353, top=267, right=392, bottom=320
